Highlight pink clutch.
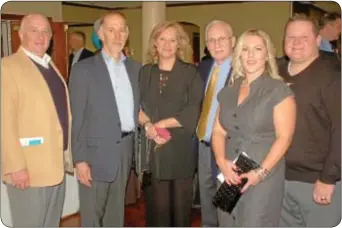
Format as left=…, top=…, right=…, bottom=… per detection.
left=155, top=127, right=171, bottom=140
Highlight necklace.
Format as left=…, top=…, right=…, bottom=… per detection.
left=159, top=72, right=168, bottom=94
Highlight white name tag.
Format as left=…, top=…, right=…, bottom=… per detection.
left=19, top=137, right=44, bottom=147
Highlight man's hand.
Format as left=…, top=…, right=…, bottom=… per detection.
left=313, top=179, right=335, bottom=205
left=6, top=169, right=30, bottom=189
left=76, top=162, right=92, bottom=187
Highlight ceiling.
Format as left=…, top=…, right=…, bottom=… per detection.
left=66, top=1, right=196, bottom=9
left=66, top=1, right=340, bottom=12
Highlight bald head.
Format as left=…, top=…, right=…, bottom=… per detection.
left=205, top=20, right=235, bottom=64
left=100, top=11, right=129, bottom=33
left=19, top=14, right=51, bottom=35
left=98, top=11, right=129, bottom=57
left=205, top=20, right=233, bottom=41
left=19, top=13, right=52, bottom=57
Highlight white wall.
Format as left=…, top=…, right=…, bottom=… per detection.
left=1, top=1, right=63, bottom=21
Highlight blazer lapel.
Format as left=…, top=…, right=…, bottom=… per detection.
left=203, top=59, right=214, bottom=85
left=224, top=67, right=233, bottom=86
left=79, top=49, right=86, bottom=61
left=16, top=49, right=58, bottom=116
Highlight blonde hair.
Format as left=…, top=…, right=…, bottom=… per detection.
left=146, top=21, right=193, bottom=64
left=230, top=28, right=282, bottom=85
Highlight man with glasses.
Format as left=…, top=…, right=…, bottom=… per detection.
left=196, top=20, right=236, bottom=227
left=278, top=14, right=341, bottom=227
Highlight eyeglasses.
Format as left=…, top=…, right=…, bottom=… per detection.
left=206, top=36, right=233, bottom=45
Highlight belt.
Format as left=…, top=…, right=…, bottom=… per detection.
left=200, top=140, right=211, bottom=147
left=121, top=131, right=134, bottom=138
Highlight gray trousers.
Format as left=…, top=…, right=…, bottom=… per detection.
left=6, top=177, right=66, bottom=227
left=280, top=180, right=341, bottom=227
left=198, top=142, right=218, bottom=227
left=79, top=140, right=132, bottom=227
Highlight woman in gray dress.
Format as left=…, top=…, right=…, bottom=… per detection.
left=212, top=29, right=297, bottom=226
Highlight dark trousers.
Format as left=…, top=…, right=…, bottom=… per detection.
left=144, top=178, right=193, bottom=227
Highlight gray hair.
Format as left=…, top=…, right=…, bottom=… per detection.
left=98, top=11, right=130, bottom=35
left=94, top=18, right=102, bottom=32
left=205, top=20, right=233, bottom=41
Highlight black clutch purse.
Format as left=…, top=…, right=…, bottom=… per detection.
left=212, top=152, right=260, bottom=214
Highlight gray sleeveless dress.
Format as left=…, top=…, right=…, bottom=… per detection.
left=216, top=73, right=293, bottom=226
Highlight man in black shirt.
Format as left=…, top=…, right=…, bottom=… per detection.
left=278, top=15, right=341, bottom=227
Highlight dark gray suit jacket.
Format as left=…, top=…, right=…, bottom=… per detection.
left=68, top=53, right=141, bottom=182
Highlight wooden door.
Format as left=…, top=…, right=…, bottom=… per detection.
left=9, top=21, right=68, bottom=81
left=51, top=22, right=68, bottom=80
left=10, top=21, right=21, bottom=53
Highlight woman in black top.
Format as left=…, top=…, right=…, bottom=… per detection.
left=139, top=21, right=203, bottom=226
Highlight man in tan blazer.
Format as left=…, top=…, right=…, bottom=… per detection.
left=1, top=13, right=73, bottom=227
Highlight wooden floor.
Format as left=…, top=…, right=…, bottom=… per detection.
left=60, top=195, right=201, bottom=227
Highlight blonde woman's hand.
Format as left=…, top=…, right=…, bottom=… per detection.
left=239, top=169, right=263, bottom=193
left=217, top=159, right=241, bottom=186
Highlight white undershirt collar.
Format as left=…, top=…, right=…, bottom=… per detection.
left=21, top=47, right=51, bottom=69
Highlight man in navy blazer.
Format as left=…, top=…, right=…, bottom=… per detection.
left=196, top=20, right=236, bottom=227
left=68, top=31, right=94, bottom=79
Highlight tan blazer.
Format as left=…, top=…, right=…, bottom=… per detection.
left=1, top=48, right=74, bottom=187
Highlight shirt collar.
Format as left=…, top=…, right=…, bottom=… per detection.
left=213, top=56, right=232, bottom=68
left=21, top=47, right=51, bottom=68
left=101, top=49, right=126, bottom=64
left=320, top=39, right=333, bottom=52
left=73, top=47, right=84, bottom=56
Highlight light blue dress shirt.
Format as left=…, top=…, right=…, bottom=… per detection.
left=102, top=50, right=135, bottom=132
left=72, top=48, right=84, bottom=65
left=320, top=39, right=334, bottom=52
left=201, top=57, right=232, bottom=142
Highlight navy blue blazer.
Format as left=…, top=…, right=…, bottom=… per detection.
left=197, top=58, right=233, bottom=180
